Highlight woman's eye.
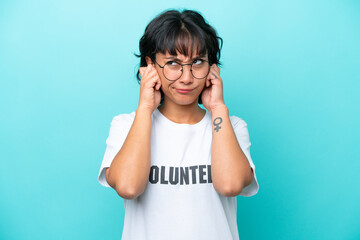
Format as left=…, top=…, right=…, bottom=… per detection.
left=193, top=59, right=204, bottom=65
left=167, top=61, right=180, bottom=66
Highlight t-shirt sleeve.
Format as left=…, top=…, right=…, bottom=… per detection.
left=231, top=116, right=259, bottom=197
left=98, top=114, right=134, bottom=188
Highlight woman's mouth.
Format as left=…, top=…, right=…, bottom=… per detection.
left=176, top=88, right=194, bottom=94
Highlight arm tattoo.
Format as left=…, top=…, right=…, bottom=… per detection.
left=213, top=117, right=223, bottom=132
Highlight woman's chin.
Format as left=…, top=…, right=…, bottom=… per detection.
left=165, top=96, right=196, bottom=106
left=175, top=97, right=200, bottom=106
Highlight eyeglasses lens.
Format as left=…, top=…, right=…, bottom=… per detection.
left=163, top=62, right=209, bottom=81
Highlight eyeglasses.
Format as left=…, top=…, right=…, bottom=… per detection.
left=153, top=59, right=210, bottom=81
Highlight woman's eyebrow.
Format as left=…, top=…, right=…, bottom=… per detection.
left=164, top=57, right=181, bottom=60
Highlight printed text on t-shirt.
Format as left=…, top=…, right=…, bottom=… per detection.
left=149, top=165, right=212, bottom=185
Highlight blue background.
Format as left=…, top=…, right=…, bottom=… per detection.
left=1, top=0, right=359, bottom=239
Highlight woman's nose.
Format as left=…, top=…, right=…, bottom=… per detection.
left=179, top=65, right=193, bottom=84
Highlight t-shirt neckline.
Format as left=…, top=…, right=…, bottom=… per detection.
left=154, top=108, right=209, bottom=128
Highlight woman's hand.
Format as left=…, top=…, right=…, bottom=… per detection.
left=201, top=64, right=226, bottom=113
left=138, top=64, right=162, bottom=113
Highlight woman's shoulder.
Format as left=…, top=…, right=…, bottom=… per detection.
left=229, top=115, right=248, bottom=128
left=110, top=111, right=136, bottom=126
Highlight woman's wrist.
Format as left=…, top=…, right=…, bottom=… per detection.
left=136, top=106, right=154, bottom=118
left=210, top=104, right=228, bottom=116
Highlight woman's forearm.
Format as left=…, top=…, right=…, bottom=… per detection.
left=210, top=105, right=253, bottom=197
left=106, top=107, right=152, bottom=199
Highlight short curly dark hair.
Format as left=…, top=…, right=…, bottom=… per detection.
left=135, top=9, right=223, bottom=105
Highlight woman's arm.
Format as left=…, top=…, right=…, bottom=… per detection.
left=210, top=105, right=254, bottom=197
left=106, top=63, right=161, bottom=200
left=106, top=107, right=152, bottom=200
left=201, top=64, right=253, bottom=197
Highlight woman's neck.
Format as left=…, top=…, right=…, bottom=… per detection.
left=157, top=101, right=206, bottom=125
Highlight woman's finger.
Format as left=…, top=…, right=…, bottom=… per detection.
left=139, top=67, right=146, bottom=78
left=155, top=79, right=161, bottom=90
left=207, top=76, right=212, bottom=87
left=210, top=66, right=221, bottom=81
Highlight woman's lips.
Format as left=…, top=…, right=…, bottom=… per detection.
left=176, top=88, right=193, bottom=94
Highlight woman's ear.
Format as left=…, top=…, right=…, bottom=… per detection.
left=145, top=56, right=152, bottom=66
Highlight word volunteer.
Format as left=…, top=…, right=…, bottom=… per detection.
left=149, top=165, right=213, bottom=185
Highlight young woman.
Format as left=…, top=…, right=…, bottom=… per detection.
left=98, top=9, right=259, bottom=240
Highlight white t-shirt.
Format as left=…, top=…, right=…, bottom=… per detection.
left=98, top=108, right=259, bottom=240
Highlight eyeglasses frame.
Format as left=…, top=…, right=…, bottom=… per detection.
left=152, top=58, right=211, bottom=81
